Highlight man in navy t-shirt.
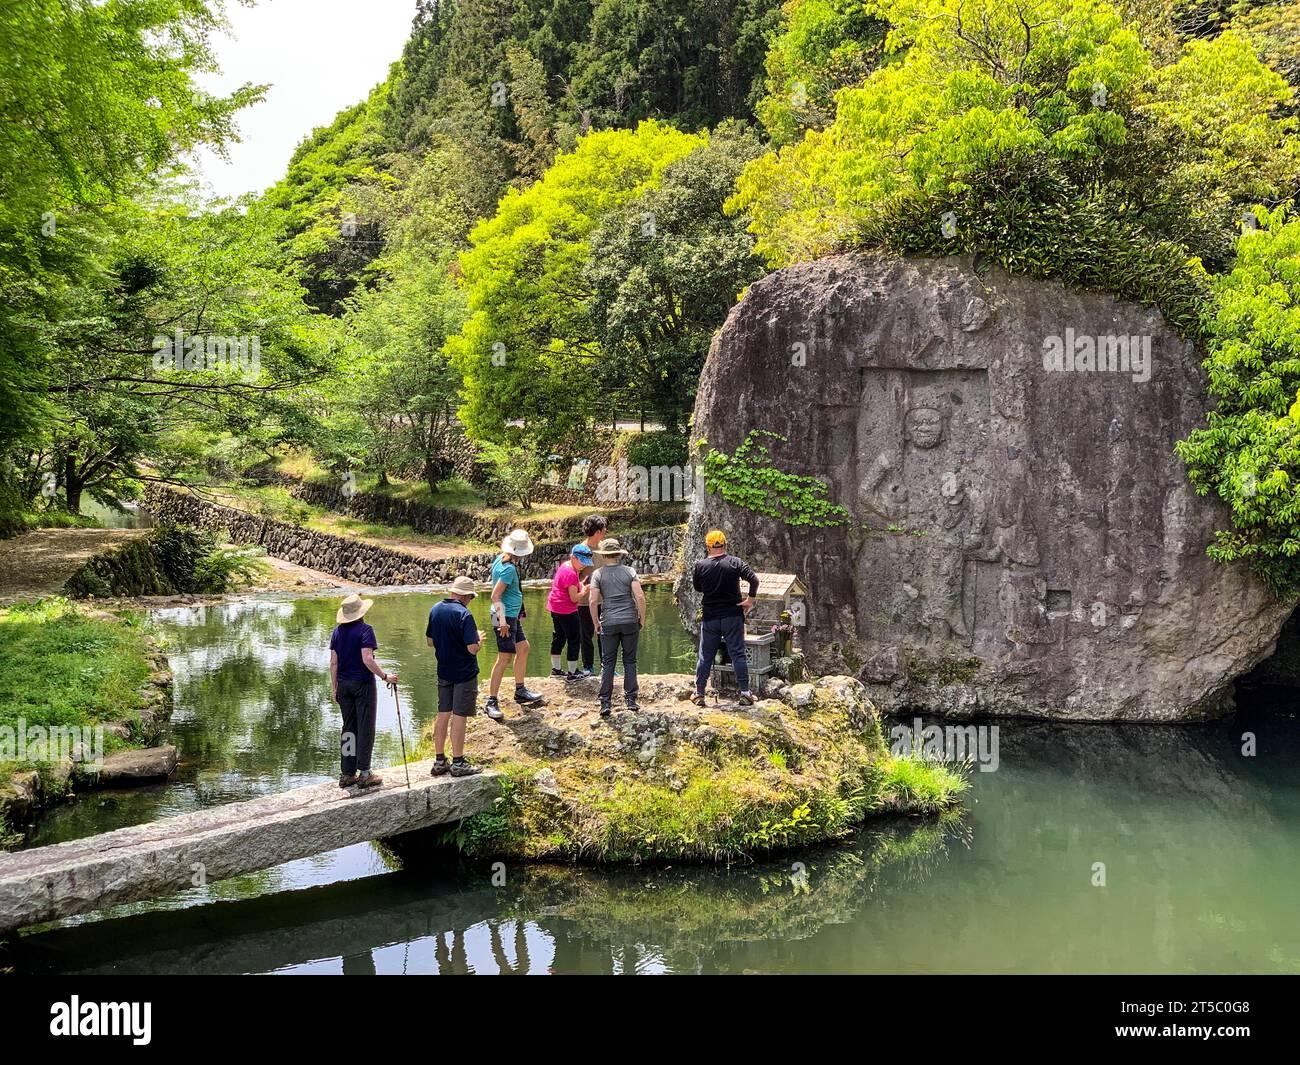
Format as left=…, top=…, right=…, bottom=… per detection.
left=425, top=575, right=487, bottom=777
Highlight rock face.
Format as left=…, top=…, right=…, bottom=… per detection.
left=686, top=253, right=1295, bottom=722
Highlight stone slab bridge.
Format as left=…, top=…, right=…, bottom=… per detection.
left=0, top=763, right=499, bottom=935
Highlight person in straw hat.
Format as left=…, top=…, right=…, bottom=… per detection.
left=485, top=528, right=547, bottom=720
left=425, top=575, right=487, bottom=777
left=588, top=538, right=646, bottom=716
left=329, top=593, right=398, bottom=789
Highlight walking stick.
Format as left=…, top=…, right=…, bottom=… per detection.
left=388, top=680, right=413, bottom=790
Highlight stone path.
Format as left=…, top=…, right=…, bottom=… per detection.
left=0, top=528, right=147, bottom=603
left=0, top=762, right=499, bottom=934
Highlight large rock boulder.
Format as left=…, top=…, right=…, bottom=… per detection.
left=684, top=253, right=1295, bottom=722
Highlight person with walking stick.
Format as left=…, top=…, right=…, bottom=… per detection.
left=330, top=593, right=397, bottom=790
left=426, top=575, right=487, bottom=777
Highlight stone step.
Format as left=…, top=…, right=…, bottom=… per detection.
left=0, top=763, right=498, bottom=934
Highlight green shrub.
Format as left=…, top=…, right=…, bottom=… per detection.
left=1177, top=207, right=1300, bottom=594
left=627, top=429, right=689, bottom=470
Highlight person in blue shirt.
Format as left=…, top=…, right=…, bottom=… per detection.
left=485, top=529, right=546, bottom=720
left=425, top=575, right=487, bottom=777
left=329, top=594, right=398, bottom=790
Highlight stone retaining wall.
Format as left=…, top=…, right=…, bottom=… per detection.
left=288, top=479, right=684, bottom=545
left=143, top=486, right=685, bottom=586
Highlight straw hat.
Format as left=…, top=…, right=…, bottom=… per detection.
left=593, top=537, right=628, bottom=558
left=448, top=575, right=477, bottom=598
left=336, top=593, right=374, bottom=624
left=500, top=528, right=535, bottom=557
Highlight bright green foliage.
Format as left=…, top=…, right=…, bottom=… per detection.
left=0, top=598, right=150, bottom=747
left=585, top=123, right=768, bottom=427
left=447, top=121, right=703, bottom=444
left=262, top=76, right=399, bottom=314
left=756, top=0, right=888, bottom=144
left=1177, top=208, right=1300, bottom=594
left=35, top=195, right=331, bottom=514
left=700, top=430, right=853, bottom=527
left=1230, top=1, right=1300, bottom=103
left=0, top=0, right=261, bottom=522
left=729, top=0, right=1298, bottom=331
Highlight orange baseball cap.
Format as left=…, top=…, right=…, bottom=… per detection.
left=705, top=529, right=727, bottom=548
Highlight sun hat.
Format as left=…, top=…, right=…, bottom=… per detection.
left=500, top=529, right=535, bottom=557
left=336, top=593, right=374, bottom=624
left=705, top=529, right=727, bottom=549
left=571, top=543, right=594, bottom=567
left=448, top=575, right=477, bottom=598
left=593, top=537, right=628, bottom=558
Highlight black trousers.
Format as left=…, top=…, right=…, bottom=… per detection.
left=578, top=603, right=596, bottom=670
left=599, top=622, right=640, bottom=706
left=338, top=676, right=377, bottom=775
left=550, top=610, right=581, bottom=663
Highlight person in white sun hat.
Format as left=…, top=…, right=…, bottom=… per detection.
left=485, top=528, right=546, bottom=720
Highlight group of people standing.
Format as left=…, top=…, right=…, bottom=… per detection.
left=328, top=517, right=761, bottom=788
left=545, top=517, right=647, bottom=715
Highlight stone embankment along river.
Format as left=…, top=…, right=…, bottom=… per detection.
left=685, top=252, right=1296, bottom=722
left=143, top=485, right=685, bottom=587
left=0, top=765, right=499, bottom=934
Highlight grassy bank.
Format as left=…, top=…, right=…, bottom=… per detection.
left=0, top=599, right=168, bottom=846
left=415, top=673, right=967, bottom=865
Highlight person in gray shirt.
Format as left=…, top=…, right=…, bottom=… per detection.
left=588, top=538, right=647, bottom=716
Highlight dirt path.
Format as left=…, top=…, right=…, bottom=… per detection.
left=0, top=528, right=148, bottom=603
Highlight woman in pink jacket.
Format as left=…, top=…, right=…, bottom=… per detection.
left=548, top=543, right=593, bottom=679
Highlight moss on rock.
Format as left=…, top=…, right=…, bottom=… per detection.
left=418, top=673, right=967, bottom=864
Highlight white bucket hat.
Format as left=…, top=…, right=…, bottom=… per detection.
left=500, top=528, right=535, bottom=557
left=448, top=575, right=477, bottom=597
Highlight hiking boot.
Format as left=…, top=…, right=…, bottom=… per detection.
left=625, top=699, right=640, bottom=713
left=450, top=759, right=483, bottom=777
left=515, top=685, right=546, bottom=705
left=355, top=771, right=383, bottom=789
left=550, top=667, right=565, bottom=677
left=485, top=696, right=505, bottom=721
left=690, top=692, right=707, bottom=707
left=564, top=671, right=583, bottom=681
left=430, top=758, right=450, bottom=777
left=599, top=702, right=612, bottom=718
left=338, top=772, right=360, bottom=789
left=738, top=691, right=755, bottom=706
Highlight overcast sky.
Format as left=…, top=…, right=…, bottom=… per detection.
left=189, top=0, right=418, bottom=201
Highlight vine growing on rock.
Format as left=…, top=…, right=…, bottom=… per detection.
left=699, top=430, right=853, bottom=528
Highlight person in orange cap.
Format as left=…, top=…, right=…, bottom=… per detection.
left=691, top=529, right=759, bottom=706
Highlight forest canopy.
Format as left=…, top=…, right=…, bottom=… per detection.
left=7, top=0, right=1300, bottom=592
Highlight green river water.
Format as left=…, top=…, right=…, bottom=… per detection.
left=6, top=584, right=1300, bottom=974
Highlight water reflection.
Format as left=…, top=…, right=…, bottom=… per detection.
left=11, top=588, right=1300, bottom=974
left=5, top=820, right=959, bottom=975
left=23, top=584, right=694, bottom=847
